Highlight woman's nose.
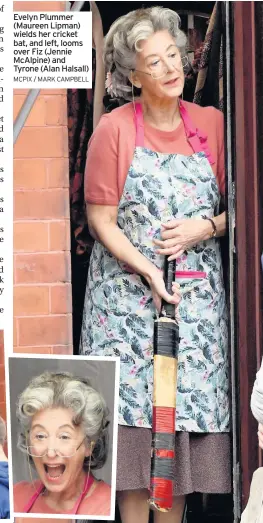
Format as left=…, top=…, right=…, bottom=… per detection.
left=164, top=59, right=175, bottom=73
left=46, top=447, right=57, bottom=458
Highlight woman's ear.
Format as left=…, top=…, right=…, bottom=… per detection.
left=129, top=71, right=142, bottom=89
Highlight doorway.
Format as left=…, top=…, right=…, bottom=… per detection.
left=69, top=2, right=237, bottom=521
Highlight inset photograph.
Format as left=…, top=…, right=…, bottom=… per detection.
left=8, top=355, right=119, bottom=519
left=0, top=331, right=10, bottom=520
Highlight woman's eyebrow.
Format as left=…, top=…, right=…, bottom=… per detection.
left=166, top=44, right=177, bottom=51
left=57, top=424, right=75, bottom=430
left=30, top=423, right=74, bottom=431
left=145, top=44, right=177, bottom=60
left=31, top=424, right=46, bottom=431
left=145, top=52, right=160, bottom=60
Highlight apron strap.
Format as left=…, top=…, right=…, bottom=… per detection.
left=71, top=474, right=94, bottom=515
left=134, top=100, right=215, bottom=166
left=23, top=483, right=45, bottom=513
left=179, top=100, right=215, bottom=166
left=135, top=102, right=145, bottom=147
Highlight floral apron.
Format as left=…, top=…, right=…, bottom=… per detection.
left=81, top=101, right=230, bottom=433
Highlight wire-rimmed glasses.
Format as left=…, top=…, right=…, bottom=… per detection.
left=133, top=55, right=189, bottom=80
left=23, top=436, right=87, bottom=458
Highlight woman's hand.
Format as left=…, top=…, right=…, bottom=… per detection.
left=258, top=423, right=263, bottom=449
left=145, top=267, right=181, bottom=313
left=153, top=218, right=212, bottom=261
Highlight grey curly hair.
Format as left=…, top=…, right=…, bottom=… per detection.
left=104, top=6, right=187, bottom=100
left=16, top=371, right=109, bottom=471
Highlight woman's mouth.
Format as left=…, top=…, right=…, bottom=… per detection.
left=164, top=77, right=180, bottom=87
left=44, top=464, right=66, bottom=482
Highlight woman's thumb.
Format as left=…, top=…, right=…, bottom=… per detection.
left=162, top=290, right=176, bottom=304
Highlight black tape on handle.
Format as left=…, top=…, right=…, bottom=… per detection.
left=161, top=257, right=176, bottom=319
left=153, top=321, right=179, bottom=357
left=152, top=432, right=175, bottom=450
left=150, top=455, right=174, bottom=480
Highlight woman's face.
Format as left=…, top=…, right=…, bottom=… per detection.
left=133, top=30, right=185, bottom=100
left=29, top=408, right=90, bottom=494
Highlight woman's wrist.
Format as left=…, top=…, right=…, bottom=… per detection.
left=142, top=263, right=160, bottom=284
left=201, top=218, right=215, bottom=241
left=202, top=220, right=213, bottom=241
left=201, top=212, right=226, bottom=240
left=213, top=212, right=226, bottom=237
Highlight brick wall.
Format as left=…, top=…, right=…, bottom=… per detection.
left=13, top=1, right=72, bottom=355
left=13, top=3, right=72, bottom=521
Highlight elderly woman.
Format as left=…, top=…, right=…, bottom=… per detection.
left=80, top=6, right=230, bottom=522
left=13, top=372, right=111, bottom=516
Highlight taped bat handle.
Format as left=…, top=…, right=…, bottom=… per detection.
left=161, top=257, right=176, bottom=319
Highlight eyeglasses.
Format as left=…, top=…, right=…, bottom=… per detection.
left=133, top=55, right=189, bottom=80
left=24, top=436, right=87, bottom=458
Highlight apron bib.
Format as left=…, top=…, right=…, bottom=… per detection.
left=81, top=101, right=229, bottom=433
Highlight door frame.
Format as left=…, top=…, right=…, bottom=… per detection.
left=233, top=0, right=262, bottom=509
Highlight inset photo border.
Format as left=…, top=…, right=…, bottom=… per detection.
left=0, top=331, right=11, bottom=521
left=7, top=354, right=120, bottom=520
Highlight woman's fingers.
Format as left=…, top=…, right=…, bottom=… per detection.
left=154, top=238, right=176, bottom=248
left=155, top=244, right=183, bottom=256
left=161, top=220, right=181, bottom=230
left=154, top=236, right=183, bottom=249
left=152, top=293, right=161, bottom=312
left=168, top=250, right=184, bottom=261
left=153, top=238, right=184, bottom=257
left=172, top=283, right=181, bottom=304
left=150, top=271, right=181, bottom=311
left=161, top=283, right=181, bottom=305
left=162, top=289, right=179, bottom=304
left=161, top=228, right=179, bottom=241
left=156, top=247, right=184, bottom=260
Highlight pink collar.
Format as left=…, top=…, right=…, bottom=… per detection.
left=23, top=473, right=94, bottom=514
left=134, top=100, right=215, bottom=166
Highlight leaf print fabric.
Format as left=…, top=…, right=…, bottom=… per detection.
left=80, top=147, right=230, bottom=433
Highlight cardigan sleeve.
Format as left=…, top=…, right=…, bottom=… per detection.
left=84, top=114, right=120, bottom=205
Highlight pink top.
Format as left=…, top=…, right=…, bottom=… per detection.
left=84, top=100, right=225, bottom=206
left=14, top=477, right=111, bottom=516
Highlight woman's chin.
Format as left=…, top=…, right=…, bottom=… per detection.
left=42, top=476, right=66, bottom=491
left=162, top=85, right=183, bottom=99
